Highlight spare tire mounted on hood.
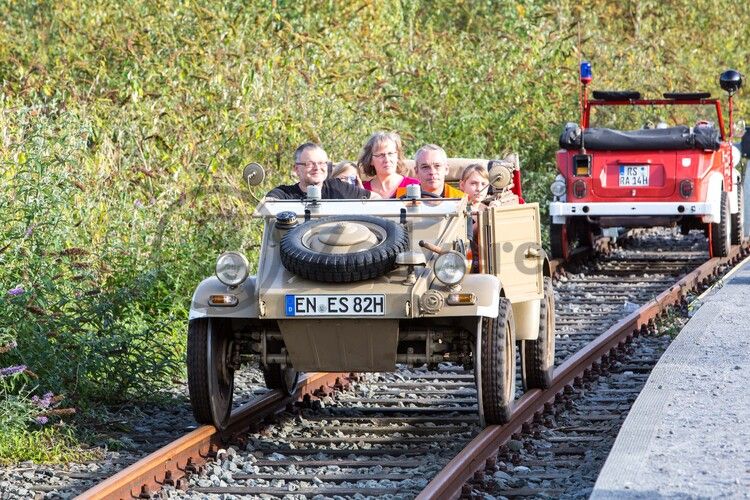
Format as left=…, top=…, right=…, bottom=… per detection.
left=279, top=215, right=409, bottom=283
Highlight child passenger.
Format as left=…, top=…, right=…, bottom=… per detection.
left=330, top=161, right=363, bottom=188
left=459, top=163, right=491, bottom=213
left=460, top=163, right=493, bottom=273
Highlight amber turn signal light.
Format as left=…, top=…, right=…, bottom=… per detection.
left=447, top=293, right=477, bottom=305
left=209, top=294, right=239, bottom=306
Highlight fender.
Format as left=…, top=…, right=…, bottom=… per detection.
left=512, top=298, right=541, bottom=341
left=430, top=274, right=501, bottom=318
left=702, top=172, right=724, bottom=223
left=189, top=276, right=259, bottom=320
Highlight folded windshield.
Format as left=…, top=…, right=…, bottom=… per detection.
left=253, top=198, right=466, bottom=218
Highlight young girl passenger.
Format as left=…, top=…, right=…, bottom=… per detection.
left=459, top=163, right=492, bottom=273
left=459, top=163, right=491, bottom=212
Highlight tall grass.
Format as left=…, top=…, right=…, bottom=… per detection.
left=0, top=0, right=748, bottom=444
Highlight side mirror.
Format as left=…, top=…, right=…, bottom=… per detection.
left=242, top=163, right=266, bottom=186
left=720, top=69, right=744, bottom=96
left=488, top=162, right=513, bottom=189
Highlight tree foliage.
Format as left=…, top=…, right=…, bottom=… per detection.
left=0, top=0, right=748, bottom=404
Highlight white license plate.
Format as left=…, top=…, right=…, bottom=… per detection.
left=285, top=294, right=385, bottom=316
left=619, top=165, right=649, bottom=186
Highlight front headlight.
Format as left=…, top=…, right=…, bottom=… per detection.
left=434, top=251, right=466, bottom=286
left=550, top=179, right=566, bottom=197
left=215, top=252, right=249, bottom=286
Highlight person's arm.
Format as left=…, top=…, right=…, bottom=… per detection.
left=265, top=186, right=292, bottom=200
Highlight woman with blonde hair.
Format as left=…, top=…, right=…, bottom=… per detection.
left=358, top=131, right=419, bottom=199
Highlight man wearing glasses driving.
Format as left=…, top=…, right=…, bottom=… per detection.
left=266, top=143, right=378, bottom=200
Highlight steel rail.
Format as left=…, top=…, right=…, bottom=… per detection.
left=75, top=372, right=346, bottom=500
left=418, top=244, right=747, bottom=500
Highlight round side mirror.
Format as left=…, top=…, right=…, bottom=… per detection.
left=242, top=163, right=266, bottom=186
left=489, top=162, right=513, bottom=189
left=719, top=69, right=744, bottom=95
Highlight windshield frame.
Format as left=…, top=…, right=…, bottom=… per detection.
left=253, top=197, right=468, bottom=219
left=583, top=98, right=725, bottom=140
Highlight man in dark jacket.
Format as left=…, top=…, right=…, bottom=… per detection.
left=266, top=143, right=378, bottom=199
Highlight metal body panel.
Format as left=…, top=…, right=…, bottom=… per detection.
left=189, top=276, right=258, bottom=320
left=481, top=203, right=543, bottom=303
left=257, top=199, right=468, bottom=320
left=277, top=319, right=399, bottom=371
left=427, top=274, right=502, bottom=318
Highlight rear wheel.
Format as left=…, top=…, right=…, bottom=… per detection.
left=522, top=277, right=555, bottom=390
left=478, top=297, right=516, bottom=425
left=731, top=183, right=744, bottom=245
left=710, top=191, right=731, bottom=257
left=187, top=318, right=235, bottom=429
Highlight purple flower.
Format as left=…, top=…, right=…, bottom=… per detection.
left=0, top=365, right=27, bottom=377
left=134, top=199, right=144, bottom=208
left=24, top=225, right=35, bottom=237
left=31, top=392, right=54, bottom=409
left=7, top=287, right=25, bottom=296
left=35, top=416, right=49, bottom=425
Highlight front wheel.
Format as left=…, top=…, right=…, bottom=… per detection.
left=522, top=277, right=556, bottom=390
left=477, top=297, right=516, bottom=425
left=187, top=318, right=236, bottom=430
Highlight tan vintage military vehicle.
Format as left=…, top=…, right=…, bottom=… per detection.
left=187, top=156, right=555, bottom=429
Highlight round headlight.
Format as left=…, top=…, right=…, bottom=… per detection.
left=434, top=251, right=466, bottom=286
left=215, top=252, right=249, bottom=286
left=551, top=180, right=566, bottom=197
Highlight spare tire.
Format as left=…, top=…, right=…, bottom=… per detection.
left=280, top=215, right=409, bottom=283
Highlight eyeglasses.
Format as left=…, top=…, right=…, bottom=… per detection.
left=295, top=161, right=330, bottom=169
left=372, top=151, right=398, bottom=160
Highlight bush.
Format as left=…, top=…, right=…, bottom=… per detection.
left=0, top=0, right=747, bottom=415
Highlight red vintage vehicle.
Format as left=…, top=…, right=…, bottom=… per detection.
left=549, top=64, right=745, bottom=259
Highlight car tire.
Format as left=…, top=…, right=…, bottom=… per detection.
left=710, top=191, right=731, bottom=257
left=731, top=183, right=744, bottom=245
left=280, top=215, right=409, bottom=283
left=187, top=318, right=235, bottom=429
left=479, top=297, right=516, bottom=425
left=522, top=277, right=555, bottom=390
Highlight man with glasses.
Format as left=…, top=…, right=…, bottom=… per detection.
left=266, top=143, right=377, bottom=199
left=396, top=144, right=464, bottom=198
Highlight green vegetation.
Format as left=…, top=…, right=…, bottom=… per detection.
left=0, top=0, right=749, bottom=461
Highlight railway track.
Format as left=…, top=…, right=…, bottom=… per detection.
left=75, top=231, right=748, bottom=499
